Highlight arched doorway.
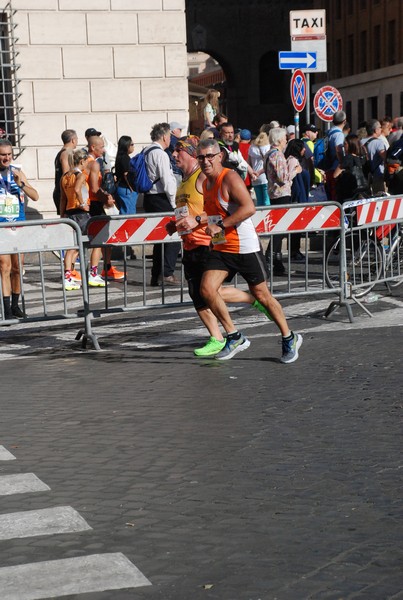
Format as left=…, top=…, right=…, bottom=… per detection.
left=187, top=52, right=227, bottom=135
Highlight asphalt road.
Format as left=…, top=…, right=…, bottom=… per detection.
left=0, top=290, right=402, bottom=599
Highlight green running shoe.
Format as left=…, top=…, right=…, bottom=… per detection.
left=252, top=300, right=273, bottom=321
left=194, top=336, right=226, bottom=357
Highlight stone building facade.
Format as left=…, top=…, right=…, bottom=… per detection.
left=312, top=0, right=403, bottom=128
left=0, top=0, right=188, bottom=216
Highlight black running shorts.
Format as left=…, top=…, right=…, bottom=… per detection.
left=182, top=245, right=211, bottom=310
left=204, top=249, right=268, bottom=286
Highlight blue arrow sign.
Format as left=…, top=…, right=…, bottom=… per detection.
left=279, top=51, right=317, bottom=70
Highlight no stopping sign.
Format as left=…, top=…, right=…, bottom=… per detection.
left=290, top=69, right=307, bottom=113
left=314, top=85, right=343, bottom=121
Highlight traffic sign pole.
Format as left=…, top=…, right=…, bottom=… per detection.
left=294, top=111, right=299, bottom=139
left=306, top=73, right=310, bottom=124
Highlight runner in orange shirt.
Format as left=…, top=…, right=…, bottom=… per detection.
left=168, top=136, right=272, bottom=357
left=177, top=138, right=302, bottom=363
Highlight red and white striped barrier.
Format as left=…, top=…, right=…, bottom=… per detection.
left=87, top=204, right=341, bottom=246
left=355, top=196, right=403, bottom=226
left=252, top=204, right=340, bottom=234
left=87, top=215, right=181, bottom=246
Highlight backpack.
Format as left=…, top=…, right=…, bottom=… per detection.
left=385, top=138, right=403, bottom=194
left=100, top=169, right=117, bottom=195
left=129, top=147, right=161, bottom=193
left=351, top=159, right=368, bottom=190
left=335, top=155, right=368, bottom=201
left=97, top=157, right=117, bottom=195
left=362, top=137, right=377, bottom=178
left=314, top=129, right=341, bottom=171
left=313, top=136, right=328, bottom=170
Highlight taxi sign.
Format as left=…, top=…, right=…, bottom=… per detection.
left=290, top=10, right=326, bottom=38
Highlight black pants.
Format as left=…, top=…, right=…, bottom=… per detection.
left=143, top=192, right=181, bottom=280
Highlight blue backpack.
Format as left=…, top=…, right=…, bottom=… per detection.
left=314, top=130, right=339, bottom=171
left=129, top=147, right=160, bottom=193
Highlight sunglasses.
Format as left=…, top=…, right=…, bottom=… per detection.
left=196, top=152, right=221, bottom=162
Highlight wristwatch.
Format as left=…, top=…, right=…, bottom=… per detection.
left=217, top=219, right=225, bottom=231
left=195, top=215, right=202, bottom=225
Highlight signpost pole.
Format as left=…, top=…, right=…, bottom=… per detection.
left=294, top=111, right=299, bottom=139
left=305, top=72, right=310, bottom=124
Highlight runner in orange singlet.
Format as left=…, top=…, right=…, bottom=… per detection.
left=177, top=138, right=302, bottom=363
left=167, top=136, right=273, bottom=357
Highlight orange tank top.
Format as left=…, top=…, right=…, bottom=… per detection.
left=87, top=154, right=102, bottom=203
left=61, top=170, right=89, bottom=211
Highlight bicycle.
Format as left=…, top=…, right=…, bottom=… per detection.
left=325, top=193, right=403, bottom=297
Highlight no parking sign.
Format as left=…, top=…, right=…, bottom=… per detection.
left=290, top=69, right=307, bottom=113
left=314, top=85, right=343, bottom=121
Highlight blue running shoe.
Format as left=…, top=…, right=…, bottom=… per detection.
left=280, top=332, right=303, bottom=364
left=215, top=333, right=250, bottom=361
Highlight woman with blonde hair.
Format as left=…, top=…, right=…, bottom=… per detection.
left=248, top=131, right=271, bottom=206
left=199, top=129, right=215, bottom=141
left=203, top=89, right=220, bottom=128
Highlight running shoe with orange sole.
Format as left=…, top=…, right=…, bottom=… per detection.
left=101, top=265, right=125, bottom=280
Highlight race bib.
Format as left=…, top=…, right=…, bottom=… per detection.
left=0, top=192, right=20, bottom=217
left=175, top=205, right=192, bottom=235
left=208, top=215, right=226, bottom=245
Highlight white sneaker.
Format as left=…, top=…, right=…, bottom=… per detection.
left=64, top=277, right=80, bottom=291
left=88, top=273, right=106, bottom=287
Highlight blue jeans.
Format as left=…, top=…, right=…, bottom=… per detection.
left=115, top=185, right=138, bottom=214
left=253, top=183, right=270, bottom=206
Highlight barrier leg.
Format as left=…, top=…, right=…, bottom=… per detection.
left=324, top=299, right=355, bottom=323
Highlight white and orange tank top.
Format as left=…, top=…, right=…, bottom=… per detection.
left=202, top=168, right=260, bottom=254
left=61, top=170, right=89, bottom=211
left=175, top=167, right=211, bottom=251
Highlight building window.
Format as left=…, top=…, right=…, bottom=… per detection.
left=385, top=94, right=392, bottom=118
left=0, top=5, right=22, bottom=154
left=347, top=35, right=354, bottom=75
left=345, top=101, right=352, bottom=127
left=360, top=31, right=367, bottom=72
left=335, top=39, right=342, bottom=78
left=388, top=21, right=396, bottom=65
left=373, top=25, right=381, bottom=69
left=358, top=99, right=364, bottom=125
left=368, top=96, right=378, bottom=119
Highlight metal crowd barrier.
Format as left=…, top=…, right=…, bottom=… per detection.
left=7, top=197, right=401, bottom=351
left=0, top=218, right=99, bottom=350
left=85, top=201, right=347, bottom=317
left=325, top=194, right=403, bottom=319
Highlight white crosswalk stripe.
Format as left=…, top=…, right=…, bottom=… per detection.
left=0, top=506, right=92, bottom=540
left=0, top=446, right=16, bottom=460
left=0, top=474, right=50, bottom=496
left=0, top=448, right=152, bottom=596
left=0, top=553, right=152, bottom=600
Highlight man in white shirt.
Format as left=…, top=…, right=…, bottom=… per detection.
left=143, top=123, right=180, bottom=286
